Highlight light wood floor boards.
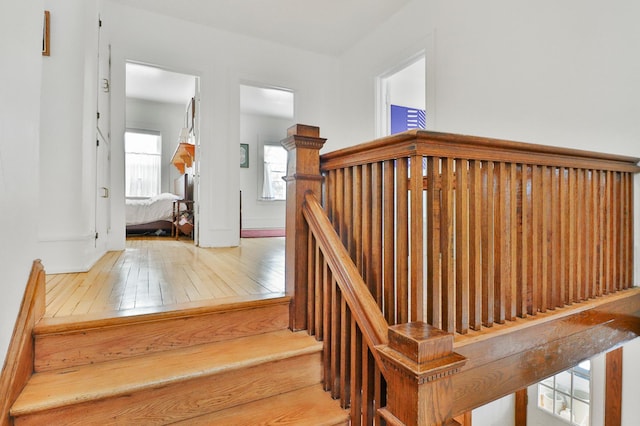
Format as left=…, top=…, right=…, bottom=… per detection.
left=44, top=237, right=285, bottom=319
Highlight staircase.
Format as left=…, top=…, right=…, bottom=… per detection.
left=9, top=296, right=348, bottom=425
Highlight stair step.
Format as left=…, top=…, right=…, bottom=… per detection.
left=175, top=385, right=349, bottom=425
left=11, top=330, right=322, bottom=425
left=33, top=294, right=290, bottom=372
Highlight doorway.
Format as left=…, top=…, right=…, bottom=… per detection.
left=239, top=83, right=294, bottom=237
left=125, top=62, right=200, bottom=243
left=377, top=54, right=426, bottom=137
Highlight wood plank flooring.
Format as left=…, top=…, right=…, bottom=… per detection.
left=44, top=237, right=285, bottom=319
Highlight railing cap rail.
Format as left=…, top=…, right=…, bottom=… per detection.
left=321, top=129, right=640, bottom=173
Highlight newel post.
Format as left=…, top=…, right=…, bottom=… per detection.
left=281, top=124, right=326, bottom=330
left=377, top=322, right=467, bottom=426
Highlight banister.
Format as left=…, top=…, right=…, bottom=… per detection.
left=302, top=191, right=389, bottom=356
left=284, top=123, right=638, bottom=425
left=321, top=129, right=640, bottom=173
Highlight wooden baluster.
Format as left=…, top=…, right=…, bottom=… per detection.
left=375, top=365, right=386, bottom=425
left=619, top=173, right=626, bottom=290
left=322, top=264, right=332, bottom=391
left=541, top=166, right=551, bottom=312
left=383, top=160, right=396, bottom=324
left=426, top=156, right=442, bottom=327
left=612, top=172, right=626, bottom=291
left=530, top=165, right=541, bottom=315
left=625, top=172, right=633, bottom=289
left=559, top=168, right=568, bottom=306
left=350, top=319, right=363, bottom=426
left=353, top=165, right=363, bottom=273
left=520, top=164, right=532, bottom=318
left=481, top=161, right=495, bottom=325
left=455, top=158, right=470, bottom=334
left=442, top=157, right=455, bottom=332
left=469, top=160, right=483, bottom=329
left=597, top=170, right=606, bottom=296
left=397, top=158, right=409, bottom=324
left=508, top=163, right=518, bottom=320
left=362, top=164, right=372, bottom=288
left=331, top=277, right=341, bottom=398
left=410, top=155, right=425, bottom=323
left=550, top=167, right=560, bottom=309
left=588, top=170, right=598, bottom=298
left=604, top=171, right=612, bottom=294
left=340, top=298, right=351, bottom=408
left=568, top=168, right=577, bottom=303
left=326, top=169, right=335, bottom=222
left=307, top=230, right=316, bottom=333
left=282, top=124, right=326, bottom=330
left=578, top=169, right=588, bottom=301
left=315, top=246, right=324, bottom=339
left=372, top=162, right=384, bottom=307
left=344, top=167, right=354, bottom=258
left=608, top=172, right=620, bottom=293
left=362, top=342, right=375, bottom=425
left=336, top=168, right=345, bottom=242
left=494, top=162, right=508, bottom=323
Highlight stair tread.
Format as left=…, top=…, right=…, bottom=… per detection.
left=11, top=330, right=321, bottom=416
left=173, top=385, right=349, bottom=426
left=35, top=293, right=290, bottom=334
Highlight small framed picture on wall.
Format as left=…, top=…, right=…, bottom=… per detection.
left=240, top=144, right=249, bottom=168
left=42, top=11, right=50, bottom=56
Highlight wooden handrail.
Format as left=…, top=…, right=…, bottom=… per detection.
left=302, top=191, right=389, bottom=357
left=0, top=260, right=46, bottom=426
left=321, top=129, right=640, bottom=173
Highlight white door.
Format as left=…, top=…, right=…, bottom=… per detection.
left=95, top=15, right=111, bottom=250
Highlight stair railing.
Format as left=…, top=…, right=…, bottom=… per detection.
left=282, top=124, right=640, bottom=426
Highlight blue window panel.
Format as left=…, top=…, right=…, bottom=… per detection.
left=391, top=104, right=426, bottom=135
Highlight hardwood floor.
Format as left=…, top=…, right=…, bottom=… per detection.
left=43, top=237, right=285, bottom=319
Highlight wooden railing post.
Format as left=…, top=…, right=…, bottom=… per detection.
left=282, top=124, right=326, bottom=330
left=377, top=322, right=467, bottom=426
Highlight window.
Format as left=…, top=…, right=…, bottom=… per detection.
left=125, top=131, right=161, bottom=198
left=261, top=144, right=287, bottom=200
left=390, top=104, right=426, bottom=134
left=538, top=360, right=591, bottom=425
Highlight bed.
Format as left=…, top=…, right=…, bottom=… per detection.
left=126, top=174, right=194, bottom=236
left=126, top=193, right=179, bottom=235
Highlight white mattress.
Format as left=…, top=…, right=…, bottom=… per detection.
left=125, top=193, right=180, bottom=225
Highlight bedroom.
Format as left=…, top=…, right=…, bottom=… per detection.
left=124, top=63, right=198, bottom=239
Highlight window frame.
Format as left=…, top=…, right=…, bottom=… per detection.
left=124, top=129, right=162, bottom=198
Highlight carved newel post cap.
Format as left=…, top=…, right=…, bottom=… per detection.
left=287, top=124, right=320, bottom=138
left=388, top=322, right=454, bottom=364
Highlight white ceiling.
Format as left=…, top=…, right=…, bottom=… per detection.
left=126, top=63, right=196, bottom=105
left=111, top=0, right=411, bottom=56
left=122, top=1, right=411, bottom=113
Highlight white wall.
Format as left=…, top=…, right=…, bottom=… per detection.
left=239, top=113, right=291, bottom=230
left=622, top=338, right=640, bottom=425
left=126, top=98, right=187, bottom=194
left=472, top=395, right=515, bottom=426
left=105, top=1, right=340, bottom=249
left=38, top=0, right=103, bottom=273
left=336, top=0, right=640, bottom=424
left=0, top=1, right=43, bottom=365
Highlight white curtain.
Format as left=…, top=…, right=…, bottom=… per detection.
left=125, top=152, right=161, bottom=197
left=262, top=161, right=274, bottom=199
